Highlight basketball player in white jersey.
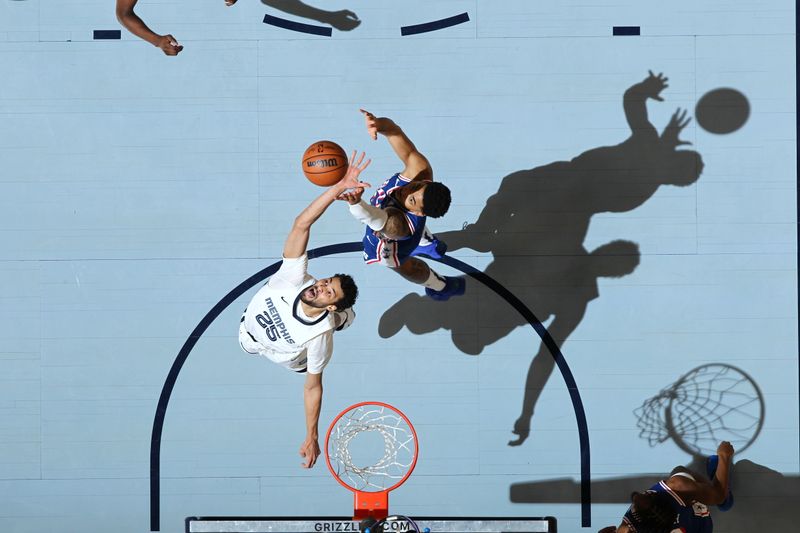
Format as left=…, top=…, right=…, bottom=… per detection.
left=239, top=151, right=371, bottom=468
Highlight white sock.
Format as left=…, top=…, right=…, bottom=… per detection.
left=423, top=269, right=446, bottom=291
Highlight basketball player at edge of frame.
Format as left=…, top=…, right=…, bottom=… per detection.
left=239, top=151, right=371, bottom=469
left=338, top=109, right=465, bottom=301
left=598, top=440, right=735, bottom=533
left=115, top=0, right=237, bottom=56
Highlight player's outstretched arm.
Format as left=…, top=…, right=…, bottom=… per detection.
left=623, top=70, right=666, bottom=137
left=360, top=109, right=432, bottom=182
left=669, top=441, right=733, bottom=506
left=299, top=371, right=323, bottom=468
left=284, top=151, right=371, bottom=259
left=115, top=0, right=183, bottom=56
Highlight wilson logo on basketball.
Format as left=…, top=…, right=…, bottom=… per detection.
left=306, top=158, right=338, bottom=168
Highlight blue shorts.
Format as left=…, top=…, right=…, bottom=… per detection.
left=362, top=232, right=420, bottom=267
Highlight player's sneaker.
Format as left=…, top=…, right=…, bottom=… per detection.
left=425, top=276, right=465, bottom=301
left=706, top=454, right=734, bottom=511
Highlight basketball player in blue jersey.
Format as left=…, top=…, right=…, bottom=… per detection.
left=338, top=109, right=465, bottom=300
left=598, top=441, right=735, bottom=533
left=239, top=151, right=370, bottom=468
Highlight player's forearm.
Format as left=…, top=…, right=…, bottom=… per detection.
left=623, top=85, right=654, bottom=133
left=710, top=455, right=732, bottom=504
left=348, top=200, right=388, bottom=231
left=263, top=0, right=331, bottom=24
left=375, top=118, right=419, bottom=163
left=116, top=2, right=161, bottom=46
left=294, top=187, right=342, bottom=230
left=303, top=381, right=323, bottom=440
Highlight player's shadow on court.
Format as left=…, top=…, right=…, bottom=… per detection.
left=262, top=0, right=361, bottom=30
left=379, top=73, right=705, bottom=445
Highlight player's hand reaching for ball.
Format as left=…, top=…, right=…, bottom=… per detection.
left=335, top=150, right=371, bottom=194
left=641, top=70, right=668, bottom=101
left=337, top=188, right=365, bottom=205
left=360, top=109, right=379, bottom=140
left=156, top=34, right=183, bottom=56
left=299, top=438, right=321, bottom=468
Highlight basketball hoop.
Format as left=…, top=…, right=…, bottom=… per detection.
left=325, top=402, right=419, bottom=521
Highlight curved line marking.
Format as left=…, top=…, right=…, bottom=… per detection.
left=401, top=12, right=470, bottom=36
left=263, top=13, right=332, bottom=37
left=439, top=255, right=591, bottom=527
left=149, top=242, right=590, bottom=529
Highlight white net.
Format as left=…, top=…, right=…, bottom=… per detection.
left=327, top=403, right=417, bottom=492
left=634, top=363, right=764, bottom=456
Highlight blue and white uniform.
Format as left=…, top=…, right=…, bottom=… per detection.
left=623, top=475, right=713, bottom=533
left=362, top=173, right=428, bottom=267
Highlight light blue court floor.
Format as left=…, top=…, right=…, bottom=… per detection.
left=0, top=1, right=797, bottom=532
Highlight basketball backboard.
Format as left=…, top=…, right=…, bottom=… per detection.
left=186, top=516, right=557, bottom=533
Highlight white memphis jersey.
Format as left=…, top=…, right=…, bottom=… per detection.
left=239, top=255, right=350, bottom=373
left=243, top=277, right=337, bottom=359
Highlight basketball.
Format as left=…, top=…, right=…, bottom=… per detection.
left=302, top=141, right=348, bottom=186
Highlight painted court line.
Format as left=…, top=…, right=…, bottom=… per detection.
left=613, top=26, right=640, bottom=36
left=93, top=30, right=121, bottom=40
left=263, top=13, right=332, bottom=37
left=401, top=12, right=470, bottom=36
left=149, top=242, right=592, bottom=530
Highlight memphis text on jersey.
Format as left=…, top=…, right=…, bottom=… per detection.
left=255, top=297, right=295, bottom=344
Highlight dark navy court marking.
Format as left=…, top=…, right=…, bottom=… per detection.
left=263, top=13, right=332, bottom=36
left=150, top=242, right=591, bottom=530
left=613, top=26, right=640, bottom=36
left=93, top=30, right=121, bottom=40
left=401, top=12, right=470, bottom=36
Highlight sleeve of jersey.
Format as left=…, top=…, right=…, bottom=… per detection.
left=401, top=212, right=423, bottom=239
left=305, top=333, right=333, bottom=374
left=268, top=254, right=309, bottom=289
left=621, top=510, right=636, bottom=531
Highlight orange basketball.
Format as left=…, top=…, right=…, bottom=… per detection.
left=301, top=141, right=348, bottom=186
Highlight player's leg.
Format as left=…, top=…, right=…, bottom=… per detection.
left=391, top=257, right=465, bottom=301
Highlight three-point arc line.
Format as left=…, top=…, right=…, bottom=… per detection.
left=263, top=13, right=332, bottom=37
left=149, top=242, right=592, bottom=530
left=261, top=12, right=471, bottom=36
left=401, top=13, right=470, bottom=36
